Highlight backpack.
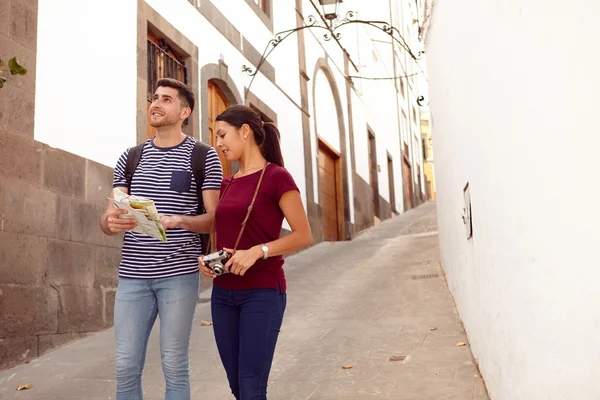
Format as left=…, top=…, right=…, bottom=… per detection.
left=124, top=140, right=212, bottom=252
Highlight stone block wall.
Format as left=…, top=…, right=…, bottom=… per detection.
left=0, top=0, right=121, bottom=370
left=0, top=147, right=121, bottom=370
left=378, top=195, right=392, bottom=221
left=353, top=174, right=375, bottom=233
left=353, top=173, right=393, bottom=233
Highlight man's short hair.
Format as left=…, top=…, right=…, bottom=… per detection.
left=155, top=78, right=195, bottom=112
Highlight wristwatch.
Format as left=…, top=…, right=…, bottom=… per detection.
left=261, top=243, right=269, bottom=260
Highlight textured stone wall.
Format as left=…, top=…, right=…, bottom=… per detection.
left=353, top=173, right=392, bottom=233
left=378, top=194, right=392, bottom=221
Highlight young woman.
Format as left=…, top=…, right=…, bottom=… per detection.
left=199, top=105, right=312, bottom=400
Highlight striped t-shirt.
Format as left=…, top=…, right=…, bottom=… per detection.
left=113, top=136, right=223, bottom=279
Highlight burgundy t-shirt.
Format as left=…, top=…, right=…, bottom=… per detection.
left=213, top=163, right=299, bottom=292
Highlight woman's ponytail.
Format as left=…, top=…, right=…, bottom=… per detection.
left=260, top=122, right=284, bottom=167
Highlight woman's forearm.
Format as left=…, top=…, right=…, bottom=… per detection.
left=177, top=212, right=214, bottom=234
left=249, top=229, right=312, bottom=260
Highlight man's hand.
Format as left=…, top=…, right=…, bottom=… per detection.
left=223, top=246, right=263, bottom=276
left=160, top=215, right=183, bottom=230
left=104, top=209, right=137, bottom=234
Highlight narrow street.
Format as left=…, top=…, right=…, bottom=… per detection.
left=0, top=202, right=488, bottom=400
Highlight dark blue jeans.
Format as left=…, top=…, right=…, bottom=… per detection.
left=211, top=284, right=287, bottom=400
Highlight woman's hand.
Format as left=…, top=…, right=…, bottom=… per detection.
left=160, top=215, right=183, bottom=230
left=223, top=246, right=263, bottom=276
left=198, top=256, right=217, bottom=279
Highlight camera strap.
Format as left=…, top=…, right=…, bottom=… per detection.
left=205, top=162, right=269, bottom=255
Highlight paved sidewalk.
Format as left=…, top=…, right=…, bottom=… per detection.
left=0, top=202, right=489, bottom=399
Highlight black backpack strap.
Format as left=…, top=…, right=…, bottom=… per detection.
left=124, top=143, right=145, bottom=192
left=191, top=140, right=211, bottom=213
left=191, top=140, right=212, bottom=253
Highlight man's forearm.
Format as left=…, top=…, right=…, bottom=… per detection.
left=177, top=212, right=215, bottom=234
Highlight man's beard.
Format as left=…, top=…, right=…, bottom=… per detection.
left=150, top=114, right=179, bottom=128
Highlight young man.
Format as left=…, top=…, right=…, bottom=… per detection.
left=100, top=78, right=223, bottom=400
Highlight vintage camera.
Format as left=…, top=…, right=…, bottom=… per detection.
left=203, top=250, right=231, bottom=276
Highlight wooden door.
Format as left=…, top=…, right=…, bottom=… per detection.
left=387, top=155, right=396, bottom=213
left=318, top=142, right=340, bottom=241
left=368, top=132, right=379, bottom=218
left=417, top=170, right=422, bottom=203
left=403, top=158, right=413, bottom=209
left=208, top=81, right=232, bottom=177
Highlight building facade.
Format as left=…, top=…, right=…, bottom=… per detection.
left=420, top=109, right=435, bottom=200
left=0, top=0, right=425, bottom=369
left=423, top=0, right=600, bottom=399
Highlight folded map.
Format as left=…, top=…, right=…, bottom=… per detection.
left=110, top=189, right=167, bottom=242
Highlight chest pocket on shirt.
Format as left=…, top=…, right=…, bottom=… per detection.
left=170, top=170, right=192, bottom=193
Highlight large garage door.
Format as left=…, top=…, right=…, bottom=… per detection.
left=318, top=143, right=340, bottom=241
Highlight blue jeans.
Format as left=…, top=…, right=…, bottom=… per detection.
left=114, top=273, right=199, bottom=400
left=211, top=284, right=287, bottom=400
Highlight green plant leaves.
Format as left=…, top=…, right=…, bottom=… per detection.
left=8, top=57, right=27, bottom=76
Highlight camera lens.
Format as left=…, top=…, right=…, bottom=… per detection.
left=213, top=263, right=224, bottom=276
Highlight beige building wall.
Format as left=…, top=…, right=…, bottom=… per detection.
left=420, top=110, right=435, bottom=200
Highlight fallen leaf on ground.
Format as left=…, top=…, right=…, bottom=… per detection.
left=430, top=327, right=437, bottom=331
left=342, top=365, right=353, bottom=369
left=200, top=320, right=213, bottom=326
left=456, top=342, right=466, bottom=347
left=16, top=383, right=32, bottom=391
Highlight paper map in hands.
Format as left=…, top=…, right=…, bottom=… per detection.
left=111, top=189, right=167, bottom=242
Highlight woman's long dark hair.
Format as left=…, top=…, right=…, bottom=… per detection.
left=216, top=105, right=284, bottom=167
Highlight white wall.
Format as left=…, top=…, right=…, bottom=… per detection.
left=35, top=0, right=138, bottom=167
left=425, top=0, right=600, bottom=399
left=314, top=69, right=341, bottom=153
